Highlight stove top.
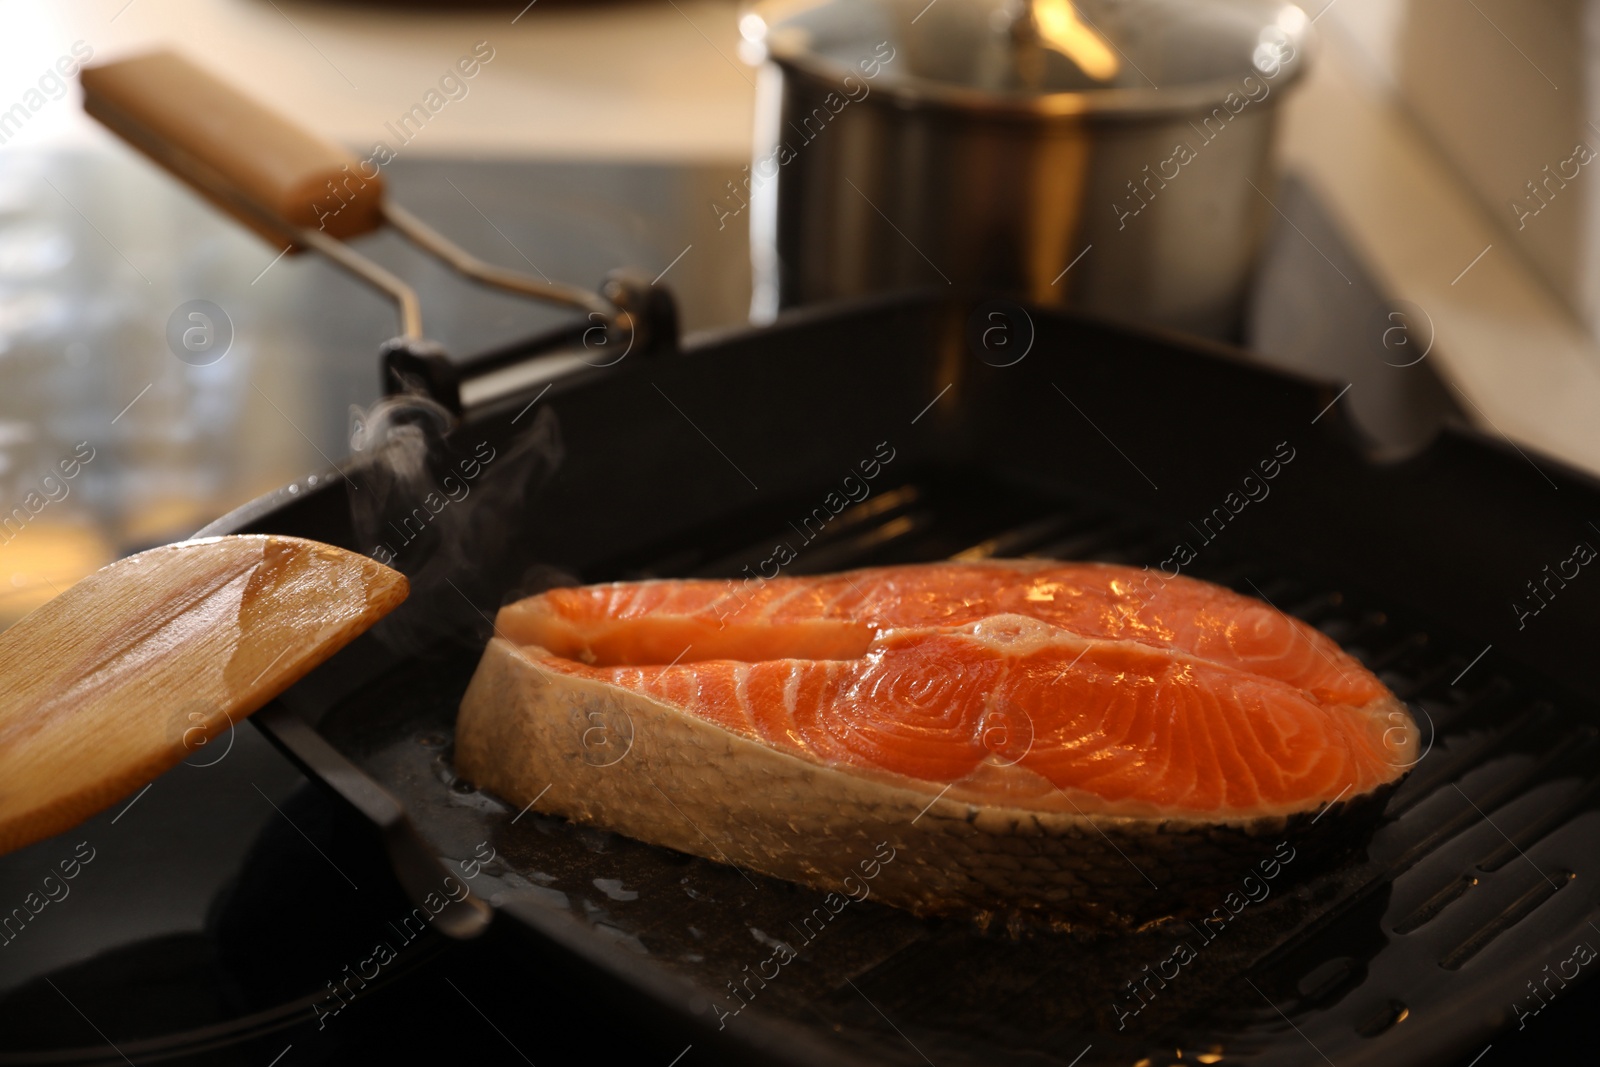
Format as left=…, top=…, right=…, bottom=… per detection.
left=0, top=151, right=1574, bottom=1066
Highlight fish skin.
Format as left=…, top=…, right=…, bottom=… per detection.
left=458, top=561, right=1415, bottom=922
left=455, top=638, right=1394, bottom=926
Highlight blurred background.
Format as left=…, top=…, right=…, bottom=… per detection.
left=1, top=1, right=1598, bottom=1063
left=0, top=0, right=1596, bottom=623
left=0, top=0, right=760, bottom=628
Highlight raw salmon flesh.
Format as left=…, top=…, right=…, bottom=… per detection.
left=456, top=560, right=1417, bottom=922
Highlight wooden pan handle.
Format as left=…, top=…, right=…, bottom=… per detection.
left=80, top=50, right=385, bottom=247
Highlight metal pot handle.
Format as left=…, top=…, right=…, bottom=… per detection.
left=79, top=49, right=667, bottom=405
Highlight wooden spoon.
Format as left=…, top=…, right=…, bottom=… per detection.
left=0, top=535, right=407, bottom=856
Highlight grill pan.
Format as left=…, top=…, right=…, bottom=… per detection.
left=186, top=291, right=1600, bottom=1067
left=82, top=50, right=1600, bottom=1067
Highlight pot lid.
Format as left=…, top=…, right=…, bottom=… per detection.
left=740, top=0, right=1313, bottom=116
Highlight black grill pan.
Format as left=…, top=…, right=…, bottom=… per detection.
left=196, top=292, right=1600, bottom=1066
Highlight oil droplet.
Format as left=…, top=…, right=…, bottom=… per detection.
left=593, top=877, right=639, bottom=901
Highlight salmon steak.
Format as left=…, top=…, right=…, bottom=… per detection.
left=456, top=559, right=1417, bottom=923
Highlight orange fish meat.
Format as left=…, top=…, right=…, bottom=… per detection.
left=457, top=560, right=1416, bottom=922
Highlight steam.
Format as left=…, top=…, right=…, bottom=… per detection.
left=347, top=393, right=571, bottom=653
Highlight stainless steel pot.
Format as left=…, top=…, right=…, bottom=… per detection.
left=738, top=0, right=1313, bottom=340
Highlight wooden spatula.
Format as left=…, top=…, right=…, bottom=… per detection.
left=0, top=535, right=407, bottom=856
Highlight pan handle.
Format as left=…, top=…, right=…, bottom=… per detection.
left=78, top=48, right=678, bottom=402
left=80, top=50, right=384, bottom=247
left=255, top=702, right=494, bottom=940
